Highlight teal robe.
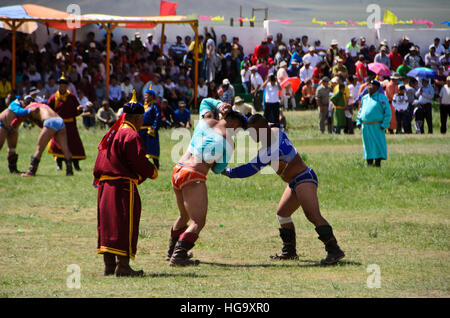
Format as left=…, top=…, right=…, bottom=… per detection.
left=356, top=91, right=391, bottom=160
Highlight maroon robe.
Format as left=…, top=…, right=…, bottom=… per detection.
left=94, top=121, right=157, bottom=259
left=47, top=92, right=86, bottom=159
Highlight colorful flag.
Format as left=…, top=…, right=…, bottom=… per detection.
left=383, top=9, right=398, bottom=25
left=160, top=0, right=178, bottom=16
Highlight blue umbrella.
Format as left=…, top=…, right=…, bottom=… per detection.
left=406, top=67, right=438, bottom=80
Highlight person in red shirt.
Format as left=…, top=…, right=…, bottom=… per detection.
left=388, top=45, right=403, bottom=71
left=355, top=55, right=368, bottom=84
left=252, top=40, right=270, bottom=65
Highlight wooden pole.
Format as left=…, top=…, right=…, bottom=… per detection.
left=70, top=28, right=76, bottom=64
left=160, top=23, right=165, bottom=57
left=192, top=22, right=199, bottom=110
left=11, top=22, right=16, bottom=90
left=6, top=20, right=23, bottom=90
left=103, top=23, right=118, bottom=100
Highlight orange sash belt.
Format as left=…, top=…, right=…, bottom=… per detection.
left=63, top=117, right=74, bottom=123
left=99, top=175, right=139, bottom=186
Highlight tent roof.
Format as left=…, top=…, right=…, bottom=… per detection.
left=0, top=4, right=197, bottom=33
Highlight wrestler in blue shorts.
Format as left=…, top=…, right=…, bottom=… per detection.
left=222, top=114, right=345, bottom=265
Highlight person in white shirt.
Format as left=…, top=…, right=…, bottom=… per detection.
left=438, top=76, right=450, bottom=134
left=302, top=47, right=321, bottom=69
left=73, top=56, right=88, bottom=78
left=121, top=77, right=134, bottom=101
left=299, top=61, right=313, bottom=83
left=240, top=63, right=251, bottom=94
left=262, top=74, right=281, bottom=124
left=77, top=89, right=89, bottom=109
left=431, top=38, right=445, bottom=56
left=392, top=85, right=410, bottom=134
left=250, top=66, right=264, bottom=110
left=145, top=33, right=157, bottom=54
left=197, top=77, right=208, bottom=98
left=276, top=61, right=295, bottom=110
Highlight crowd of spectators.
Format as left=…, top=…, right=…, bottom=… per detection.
left=0, top=27, right=449, bottom=133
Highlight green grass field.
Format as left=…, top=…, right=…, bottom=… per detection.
left=0, top=110, right=449, bottom=298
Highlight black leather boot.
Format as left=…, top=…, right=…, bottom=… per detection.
left=315, top=225, right=345, bottom=265
left=270, top=227, right=299, bottom=260
left=7, top=153, right=21, bottom=174
left=56, top=157, right=64, bottom=170
left=103, top=253, right=116, bottom=276
left=65, top=158, right=74, bottom=176
left=21, top=156, right=40, bottom=177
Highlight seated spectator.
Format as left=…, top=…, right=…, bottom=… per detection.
left=44, top=77, right=58, bottom=100
left=80, top=101, right=96, bottom=129
left=159, top=98, right=175, bottom=128
left=300, top=61, right=313, bottom=83
left=198, top=77, right=208, bottom=106
left=121, top=77, right=134, bottom=102
left=77, top=89, right=89, bottom=108
left=108, top=76, right=122, bottom=111
left=142, top=73, right=164, bottom=101
left=218, top=78, right=235, bottom=105
left=173, top=100, right=191, bottom=128
left=94, top=79, right=106, bottom=108
left=97, top=100, right=118, bottom=128
left=232, top=96, right=255, bottom=117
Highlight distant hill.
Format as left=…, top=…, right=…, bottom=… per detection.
left=2, top=0, right=450, bottom=27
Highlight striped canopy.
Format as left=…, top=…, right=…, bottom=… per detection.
left=0, top=4, right=194, bottom=33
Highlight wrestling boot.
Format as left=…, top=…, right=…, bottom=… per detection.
left=56, top=157, right=64, bottom=171
left=7, top=153, right=21, bottom=174
left=73, top=159, right=81, bottom=171
left=103, top=253, right=117, bottom=276
left=169, top=241, right=200, bottom=267
left=65, top=158, right=74, bottom=176
left=21, top=156, right=40, bottom=177
left=166, top=226, right=193, bottom=261
left=115, top=255, right=144, bottom=277
left=270, top=228, right=299, bottom=260
left=316, top=225, right=345, bottom=265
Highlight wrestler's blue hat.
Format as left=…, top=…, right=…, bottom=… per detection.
left=123, top=90, right=144, bottom=114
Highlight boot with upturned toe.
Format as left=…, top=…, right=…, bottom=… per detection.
left=316, top=225, right=345, bottom=265
left=270, top=227, right=299, bottom=260
left=115, top=255, right=144, bottom=277
left=169, top=241, right=199, bottom=266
